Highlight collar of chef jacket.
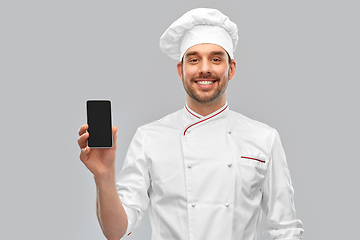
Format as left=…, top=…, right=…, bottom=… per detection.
left=183, top=102, right=229, bottom=136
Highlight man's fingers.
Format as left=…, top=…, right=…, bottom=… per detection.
left=78, top=132, right=89, bottom=149
left=78, top=124, right=89, bottom=149
left=79, top=146, right=90, bottom=162
left=78, top=124, right=88, bottom=136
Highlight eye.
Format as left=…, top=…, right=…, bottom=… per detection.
left=212, top=58, right=221, bottom=62
left=189, top=59, right=199, bottom=63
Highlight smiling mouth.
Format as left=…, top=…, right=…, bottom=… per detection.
left=195, top=80, right=216, bottom=86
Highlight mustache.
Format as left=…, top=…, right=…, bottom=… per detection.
left=191, top=74, right=220, bottom=81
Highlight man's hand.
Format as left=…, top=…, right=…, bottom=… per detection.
left=77, top=124, right=127, bottom=239
left=77, top=124, right=118, bottom=177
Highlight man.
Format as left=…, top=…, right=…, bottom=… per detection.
left=77, top=8, right=304, bottom=240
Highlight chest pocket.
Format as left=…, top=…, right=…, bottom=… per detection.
left=236, top=155, right=268, bottom=193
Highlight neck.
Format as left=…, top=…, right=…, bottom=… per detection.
left=186, top=96, right=227, bottom=116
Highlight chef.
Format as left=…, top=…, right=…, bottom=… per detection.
left=77, top=8, right=304, bottom=240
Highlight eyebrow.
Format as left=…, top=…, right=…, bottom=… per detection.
left=210, top=51, right=227, bottom=56
left=184, top=51, right=227, bottom=58
left=184, top=51, right=199, bottom=58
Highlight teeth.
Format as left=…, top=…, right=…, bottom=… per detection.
left=197, top=81, right=214, bottom=85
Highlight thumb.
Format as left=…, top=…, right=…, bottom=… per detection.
left=111, top=126, right=118, bottom=150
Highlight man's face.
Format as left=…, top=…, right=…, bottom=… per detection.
left=177, top=43, right=236, bottom=105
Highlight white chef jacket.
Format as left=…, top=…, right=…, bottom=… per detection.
left=116, top=103, right=304, bottom=240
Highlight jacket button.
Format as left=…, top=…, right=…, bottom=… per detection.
left=187, top=164, right=192, bottom=169
left=191, top=203, right=196, bottom=207
left=225, top=203, right=230, bottom=207
left=227, top=131, right=232, bottom=134
left=228, top=163, right=232, bottom=168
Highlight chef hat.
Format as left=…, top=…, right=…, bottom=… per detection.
left=159, top=8, right=238, bottom=61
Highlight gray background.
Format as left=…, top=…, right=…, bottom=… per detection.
left=1, top=0, right=359, bottom=239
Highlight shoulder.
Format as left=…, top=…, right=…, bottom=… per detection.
left=229, top=110, right=274, bottom=131
left=138, top=108, right=184, bottom=133
left=228, top=110, right=277, bottom=142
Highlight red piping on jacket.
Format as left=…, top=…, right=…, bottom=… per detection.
left=185, top=105, right=201, bottom=119
left=183, top=104, right=228, bottom=136
left=241, top=156, right=265, bottom=163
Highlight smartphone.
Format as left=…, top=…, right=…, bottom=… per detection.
left=86, top=100, right=113, bottom=148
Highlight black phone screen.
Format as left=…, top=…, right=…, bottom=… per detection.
left=86, top=100, right=112, bottom=148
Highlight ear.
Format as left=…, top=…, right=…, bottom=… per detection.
left=228, top=59, right=237, bottom=80
left=177, top=62, right=183, bottom=82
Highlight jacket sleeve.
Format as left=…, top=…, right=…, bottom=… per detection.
left=261, top=129, right=304, bottom=240
left=116, top=127, right=151, bottom=238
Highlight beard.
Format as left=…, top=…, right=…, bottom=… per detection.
left=182, top=73, right=229, bottom=104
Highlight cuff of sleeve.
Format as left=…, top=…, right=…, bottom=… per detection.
left=275, top=238, right=303, bottom=240
left=267, top=227, right=304, bottom=240
left=120, top=204, right=136, bottom=239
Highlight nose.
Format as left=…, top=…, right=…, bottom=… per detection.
left=199, top=59, right=211, bottom=74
